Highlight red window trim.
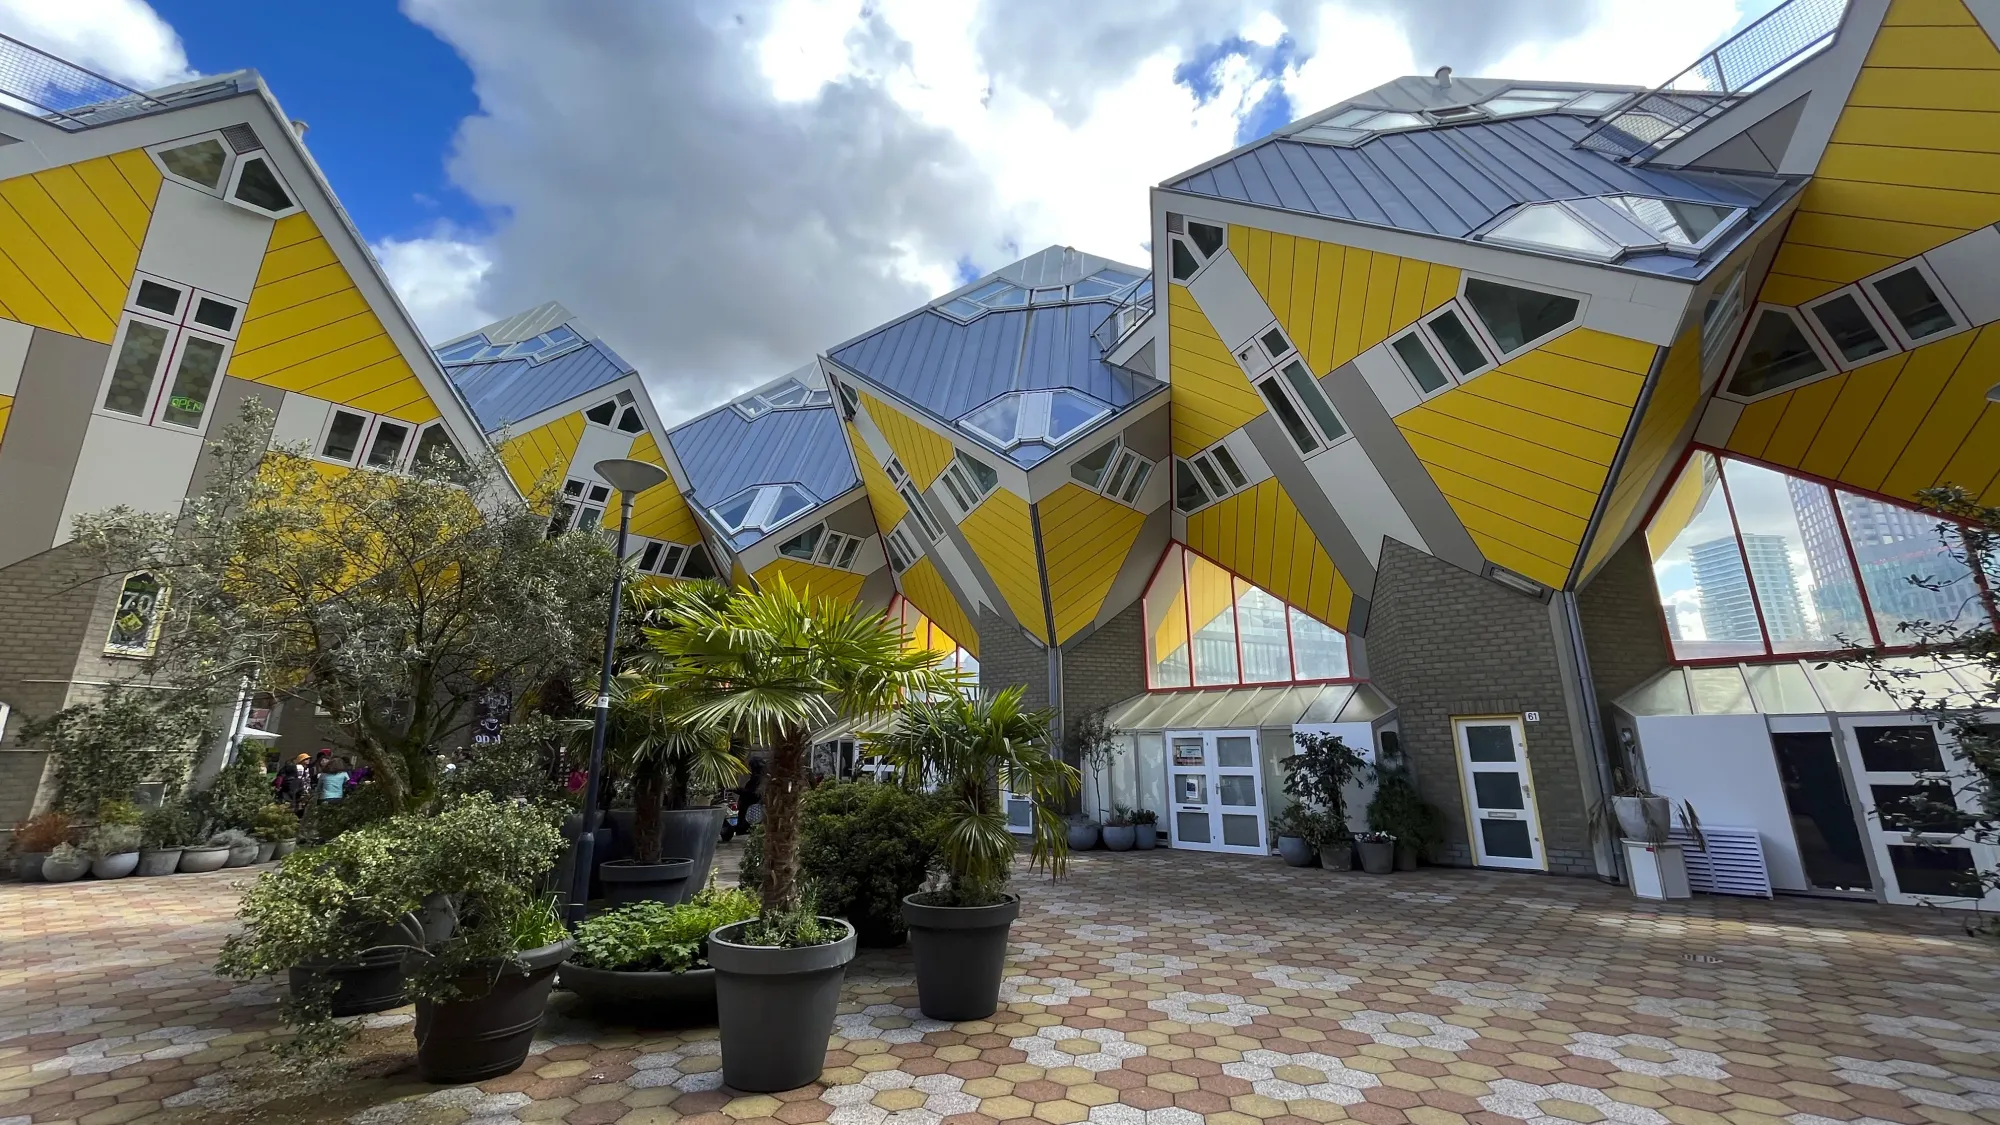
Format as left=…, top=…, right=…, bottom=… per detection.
left=1138, top=541, right=1358, bottom=692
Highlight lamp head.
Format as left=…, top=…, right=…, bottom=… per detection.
left=593, top=458, right=671, bottom=495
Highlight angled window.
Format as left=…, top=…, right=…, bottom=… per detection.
left=152, top=136, right=229, bottom=189
left=1257, top=373, right=1321, bottom=454
left=1187, top=221, right=1225, bottom=259
left=679, top=543, right=718, bottom=579
left=1564, top=90, right=1630, bottom=113
left=732, top=377, right=830, bottom=420
left=900, top=482, right=943, bottom=540
left=1598, top=195, right=1740, bottom=251
left=884, top=525, right=921, bottom=572
left=1865, top=262, right=1962, bottom=348
left=106, top=573, right=168, bottom=657
left=157, top=335, right=227, bottom=430
left=585, top=399, right=618, bottom=426
left=959, top=389, right=1110, bottom=453
left=778, top=523, right=825, bottom=561
left=1143, top=544, right=1350, bottom=689
left=1174, top=458, right=1211, bottom=514
left=364, top=420, right=412, bottom=470
left=616, top=405, right=644, bottom=433
left=1167, top=216, right=1228, bottom=283
left=1177, top=442, right=1246, bottom=513
left=101, top=318, right=172, bottom=418
left=821, top=530, right=863, bottom=569
left=1485, top=203, right=1619, bottom=260
left=1803, top=286, right=1895, bottom=369
left=436, top=337, right=490, bottom=363
left=1462, top=278, right=1580, bottom=357
left=224, top=153, right=300, bottom=217
left=1255, top=361, right=1347, bottom=456
left=319, top=409, right=369, bottom=464
left=1102, top=446, right=1154, bottom=505
left=1480, top=88, right=1576, bottom=116
left=832, top=378, right=859, bottom=420
left=1071, top=439, right=1120, bottom=489
left=1726, top=307, right=1831, bottom=399
left=550, top=478, right=612, bottom=536
left=938, top=451, right=998, bottom=516
left=1389, top=328, right=1451, bottom=396
left=637, top=541, right=664, bottom=572
left=101, top=276, right=240, bottom=432
left=134, top=278, right=183, bottom=318
left=1421, top=305, right=1492, bottom=378
left=410, top=423, right=462, bottom=470
left=1169, top=240, right=1200, bottom=281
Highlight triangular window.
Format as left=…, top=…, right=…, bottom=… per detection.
left=1142, top=544, right=1349, bottom=688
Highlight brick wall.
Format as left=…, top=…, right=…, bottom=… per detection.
left=0, top=544, right=107, bottom=831
left=1061, top=601, right=1146, bottom=725
left=1577, top=535, right=1674, bottom=774
left=1364, top=541, right=1595, bottom=876
left=977, top=609, right=1050, bottom=711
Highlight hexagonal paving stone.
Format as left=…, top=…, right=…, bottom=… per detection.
left=1479, top=1079, right=1669, bottom=1125
left=1145, top=992, right=1269, bottom=1027
left=1339, top=1011, right=1481, bottom=1052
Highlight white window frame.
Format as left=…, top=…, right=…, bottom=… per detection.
left=900, top=481, right=944, bottom=540
left=1167, top=215, right=1228, bottom=285
left=583, top=391, right=646, bottom=435
left=630, top=537, right=711, bottom=578
left=407, top=421, right=463, bottom=471
left=96, top=274, right=244, bottom=435
left=146, top=131, right=234, bottom=195
left=1417, top=301, right=1496, bottom=381
left=1174, top=440, right=1248, bottom=515
left=1860, top=258, right=1968, bottom=351
left=1700, top=266, right=1748, bottom=377
left=937, top=452, right=998, bottom=519
left=552, top=478, right=614, bottom=536
left=1385, top=325, right=1454, bottom=401
left=1237, top=323, right=1350, bottom=458
left=885, top=524, right=921, bottom=572
left=1720, top=303, right=1842, bottom=404
left=1457, top=274, right=1588, bottom=362
left=776, top=521, right=861, bottom=569
left=104, top=572, right=169, bottom=658
left=1100, top=445, right=1154, bottom=507
left=1800, top=284, right=1902, bottom=372
left=222, top=150, right=304, bottom=219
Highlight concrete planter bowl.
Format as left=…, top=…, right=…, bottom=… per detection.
left=90, top=851, right=141, bottom=880
left=1133, top=824, right=1157, bottom=850
left=255, top=841, right=278, bottom=864
left=903, top=893, right=1020, bottom=1022
left=14, top=852, right=48, bottom=882
left=1101, top=825, right=1137, bottom=852
left=413, top=939, right=573, bottom=1083
left=1066, top=821, right=1100, bottom=851
left=177, top=845, right=230, bottom=873
left=137, top=848, right=182, bottom=877
left=42, top=852, right=90, bottom=883
left=273, top=839, right=297, bottom=859
left=1276, top=836, right=1316, bottom=867
left=709, top=918, right=856, bottom=1092
left=558, top=963, right=717, bottom=1024
left=599, top=858, right=695, bottom=907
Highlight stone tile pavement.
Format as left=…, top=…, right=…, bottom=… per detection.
left=4, top=848, right=2000, bottom=1125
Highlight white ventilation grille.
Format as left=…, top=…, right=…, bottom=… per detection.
left=1670, top=825, right=1772, bottom=898
left=221, top=123, right=261, bottom=153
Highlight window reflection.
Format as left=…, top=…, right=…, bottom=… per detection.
left=1142, top=544, right=1350, bottom=689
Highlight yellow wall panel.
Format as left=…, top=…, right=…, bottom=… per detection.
left=1037, top=482, right=1147, bottom=643
left=0, top=150, right=158, bottom=342
left=1231, top=225, right=1458, bottom=378
left=1877, top=324, right=2000, bottom=498
left=627, top=432, right=703, bottom=543
left=1580, top=329, right=1706, bottom=577
left=1838, top=331, right=1975, bottom=489
left=848, top=422, right=909, bottom=530
left=957, top=487, right=1046, bottom=642
left=1799, top=354, right=1906, bottom=480
left=756, top=557, right=866, bottom=606
left=499, top=412, right=585, bottom=501
left=859, top=389, right=957, bottom=488
left=1757, top=375, right=1848, bottom=467
left=1723, top=395, right=1790, bottom=460
left=898, top=557, right=979, bottom=658
left=0, top=392, right=12, bottom=450
left=1183, top=478, right=1352, bottom=630
left=1167, top=284, right=1265, bottom=456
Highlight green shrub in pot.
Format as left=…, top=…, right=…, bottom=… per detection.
left=1366, top=773, right=1443, bottom=867
left=1279, top=730, right=1372, bottom=871
left=252, top=803, right=300, bottom=843
left=737, top=781, right=949, bottom=946
left=573, top=886, right=760, bottom=972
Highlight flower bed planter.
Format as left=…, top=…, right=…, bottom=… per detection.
left=137, top=848, right=182, bottom=877
left=903, top=893, right=1019, bottom=1021
left=710, top=918, right=856, bottom=1092
left=1101, top=825, right=1136, bottom=852
left=1276, top=836, right=1315, bottom=867
left=558, top=963, right=717, bottom=1021
left=13, top=852, right=48, bottom=882
left=177, top=845, right=230, bottom=873
left=599, top=858, right=694, bottom=907
left=90, top=851, right=140, bottom=880
left=413, top=939, right=573, bottom=1083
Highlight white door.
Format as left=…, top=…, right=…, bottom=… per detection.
left=1168, top=730, right=1266, bottom=855
left=1453, top=717, right=1545, bottom=871
left=1003, top=786, right=1033, bottom=835
left=1839, top=717, right=2000, bottom=908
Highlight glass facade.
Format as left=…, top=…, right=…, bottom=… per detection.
left=1142, top=544, right=1352, bottom=689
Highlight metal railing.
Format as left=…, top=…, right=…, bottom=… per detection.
left=1577, top=0, right=1848, bottom=162
left=1092, top=289, right=1155, bottom=355
left=0, top=32, right=163, bottom=130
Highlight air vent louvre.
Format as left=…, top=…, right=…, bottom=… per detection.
left=221, top=123, right=262, bottom=153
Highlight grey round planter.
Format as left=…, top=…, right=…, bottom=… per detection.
left=42, top=853, right=90, bottom=882
left=223, top=842, right=260, bottom=868
left=1276, top=836, right=1316, bottom=867
left=903, top=893, right=1020, bottom=1022
left=1394, top=845, right=1418, bottom=872
left=414, top=939, right=573, bottom=1084
left=137, top=848, right=183, bottom=877
left=274, top=839, right=297, bottom=859
left=600, top=858, right=695, bottom=907
left=1320, top=841, right=1354, bottom=872
left=559, top=963, right=717, bottom=1022
left=1133, top=824, right=1157, bottom=850
left=1101, top=825, right=1137, bottom=852
left=1356, top=839, right=1395, bottom=874
left=710, top=917, right=856, bottom=1092
left=1066, top=822, right=1099, bottom=851
left=90, top=852, right=140, bottom=880
left=255, top=841, right=278, bottom=864
left=14, top=852, right=48, bottom=882
left=177, top=845, right=230, bottom=873
left=658, top=806, right=726, bottom=889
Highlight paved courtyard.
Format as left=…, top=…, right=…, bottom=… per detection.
left=4, top=850, right=2000, bottom=1125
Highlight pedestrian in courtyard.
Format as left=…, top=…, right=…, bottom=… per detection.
left=318, top=758, right=351, bottom=803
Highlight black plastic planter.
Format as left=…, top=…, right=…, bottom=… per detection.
left=559, top=963, right=717, bottom=1024
left=413, top=939, right=573, bottom=1083
left=658, top=807, right=726, bottom=889
left=709, top=918, right=856, bottom=1092
left=290, top=947, right=408, bottom=1017
left=600, top=858, right=695, bottom=907
left=903, top=893, right=1020, bottom=1021
left=1356, top=839, right=1395, bottom=874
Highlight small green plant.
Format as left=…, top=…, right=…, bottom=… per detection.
left=1280, top=731, right=1371, bottom=847
left=1126, top=807, right=1157, bottom=827
left=574, top=885, right=760, bottom=972
left=208, top=828, right=255, bottom=850
left=1106, top=806, right=1134, bottom=828
left=184, top=752, right=274, bottom=837
left=736, top=892, right=841, bottom=948
left=48, top=841, right=85, bottom=864
left=140, top=803, right=197, bottom=849
left=508, top=895, right=567, bottom=952
left=86, top=823, right=143, bottom=857
left=737, top=780, right=950, bottom=945
left=251, top=803, right=300, bottom=842
left=96, top=799, right=143, bottom=827
left=1366, top=773, right=1443, bottom=860
left=1270, top=804, right=1339, bottom=848
left=10, top=811, right=73, bottom=853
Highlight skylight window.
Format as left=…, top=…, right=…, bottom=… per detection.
left=1481, top=196, right=1745, bottom=263
left=1598, top=195, right=1738, bottom=249
left=1353, top=110, right=1424, bottom=130
left=1485, top=203, right=1620, bottom=260
left=1069, top=268, right=1145, bottom=300
left=1565, top=90, right=1630, bottom=113
left=708, top=483, right=817, bottom=535
left=731, top=378, right=833, bottom=420
left=959, top=389, right=1110, bottom=453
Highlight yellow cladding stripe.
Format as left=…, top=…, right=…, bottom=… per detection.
left=848, top=421, right=909, bottom=529
left=231, top=213, right=441, bottom=425
left=1397, top=328, right=1656, bottom=588
left=1167, top=284, right=1265, bottom=457
left=1580, top=327, right=1705, bottom=576
left=858, top=389, right=956, bottom=489
left=898, top=557, right=979, bottom=658
left=1646, top=457, right=1712, bottom=561
left=1231, top=225, right=1461, bottom=376
left=1036, top=482, right=1147, bottom=643
left=957, top=487, right=1047, bottom=642
left=0, top=392, right=12, bottom=449
left=1182, top=477, right=1352, bottom=630
left=498, top=412, right=586, bottom=503
left=755, top=557, right=866, bottom=606
left=623, top=432, right=703, bottom=543
left=0, top=149, right=161, bottom=343
left=1728, top=323, right=2000, bottom=504
left=1756, top=0, right=2000, bottom=307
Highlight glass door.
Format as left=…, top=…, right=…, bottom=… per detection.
left=1168, top=730, right=1265, bottom=855
left=1839, top=719, right=1998, bottom=907
left=1769, top=730, right=1873, bottom=892
left=1452, top=717, right=1545, bottom=870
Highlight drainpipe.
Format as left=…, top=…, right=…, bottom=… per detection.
left=1554, top=592, right=1620, bottom=881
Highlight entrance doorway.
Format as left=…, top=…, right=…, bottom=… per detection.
left=1769, top=730, right=1873, bottom=892
left=1452, top=717, right=1545, bottom=870
left=1168, top=730, right=1266, bottom=855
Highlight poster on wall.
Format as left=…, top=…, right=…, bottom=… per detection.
left=1172, top=740, right=1204, bottom=766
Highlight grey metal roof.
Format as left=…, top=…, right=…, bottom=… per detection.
left=447, top=341, right=633, bottom=433
left=442, top=302, right=576, bottom=348
left=666, top=404, right=860, bottom=548
left=1167, top=112, right=1797, bottom=279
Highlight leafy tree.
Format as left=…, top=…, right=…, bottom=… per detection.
left=870, top=686, right=1077, bottom=906
left=23, top=685, right=210, bottom=817
left=1281, top=730, right=1372, bottom=847
left=70, top=401, right=617, bottom=813
left=637, top=581, right=954, bottom=937
left=1837, top=484, right=2000, bottom=921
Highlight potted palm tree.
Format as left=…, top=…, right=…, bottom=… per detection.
left=871, top=686, right=1077, bottom=1021
left=638, top=581, right=951, bottom=1092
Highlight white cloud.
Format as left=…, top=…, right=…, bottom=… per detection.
left=1484, top=0, right=1747, bottom=86
left=373, top=232, right=494, bottom=344
left=0, top=0, right=193, bottom=90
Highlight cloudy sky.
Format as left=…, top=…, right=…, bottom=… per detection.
left=4, top=0, right=1772, bottom=423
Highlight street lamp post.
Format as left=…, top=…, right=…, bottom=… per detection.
left=566, top=456, right=672, bottom=927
